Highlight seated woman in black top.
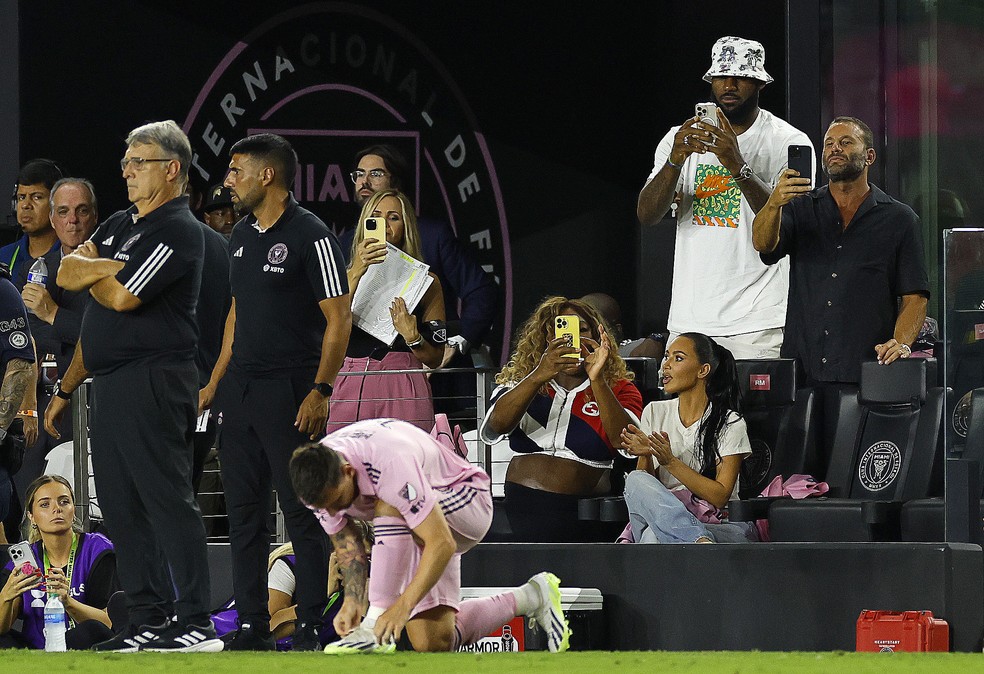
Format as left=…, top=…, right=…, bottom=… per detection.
left=0, top=475, right=119, bottom=649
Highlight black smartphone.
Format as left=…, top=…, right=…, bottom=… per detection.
left=787, top=144, right=812, bottom=183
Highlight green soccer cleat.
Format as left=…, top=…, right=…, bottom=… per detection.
left=528, top=572, right=572, bottom=653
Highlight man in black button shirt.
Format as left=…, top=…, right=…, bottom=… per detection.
left=199, top=133, right=351, bottom=650
left=753, top=116, right=929, bottom=384
left=44, top=120, right=221, bottom=652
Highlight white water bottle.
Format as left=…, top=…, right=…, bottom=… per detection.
left=27, top=256, right=48, bottom=286
left=43, top=591, right=67, bottom=652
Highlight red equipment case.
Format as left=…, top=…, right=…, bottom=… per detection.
left=856, top=610, right=950, bottom=652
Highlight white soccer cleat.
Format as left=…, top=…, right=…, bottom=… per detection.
left=528, top=572, right=572, bottom=653
left=323, top=624, right=396, bottom=654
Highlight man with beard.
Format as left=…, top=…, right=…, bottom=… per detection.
left=199, top=133, right=351, bottom=650
left=637, top=36, right=814, bottom=359
left=753, top=116, right=928, bottom=384
left=346, top=145, right=498, bottom=372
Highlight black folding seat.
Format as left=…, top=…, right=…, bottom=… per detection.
left=900, top=387, right=984, bottom=542
left=735, top=359, right=819, bottom=499
left=623, top=357, right=665, bottom=404
left=765, top=359, right=943, bottom=542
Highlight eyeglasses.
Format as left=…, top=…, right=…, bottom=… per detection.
left=349, top=169, right=389, bottom=184
left=120, top=157, right=172, bottom=171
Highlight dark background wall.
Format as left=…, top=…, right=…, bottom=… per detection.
left=6, top=0, right=787, bottom=360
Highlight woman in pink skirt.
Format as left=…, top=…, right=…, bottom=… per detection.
left=326, top=190, right=444, bottom=433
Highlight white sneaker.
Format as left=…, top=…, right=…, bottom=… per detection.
left=323, top=624, right=396, bottom=654
left=527, top=572, right=572, bottom=653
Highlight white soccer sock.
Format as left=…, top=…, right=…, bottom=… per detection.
left=512, top=580, right=540, bottom=616
left=362, top=606, right=385, bottom=629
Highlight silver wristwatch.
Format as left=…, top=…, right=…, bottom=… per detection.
left=734, top=163, right=754, bottom=182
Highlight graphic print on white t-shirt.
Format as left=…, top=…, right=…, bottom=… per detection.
left=693, top=164, right=740, bottom=228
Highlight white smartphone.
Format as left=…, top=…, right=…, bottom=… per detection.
left=695, top=102, right=719, bottom=128
left=7, top=542, right=40, bottom=576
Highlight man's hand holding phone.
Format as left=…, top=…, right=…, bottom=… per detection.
left=768, top=169, right=812, bottom=208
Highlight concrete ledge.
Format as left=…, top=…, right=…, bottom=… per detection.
left=207, top=541, right=984, bottom=651
left=460, top=542, right=984, bottom=652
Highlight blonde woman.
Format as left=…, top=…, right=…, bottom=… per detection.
left=0, top=475, right=118, bottom=649
left=480, top=297, right=643, bottom=541
left=327, top=190, right=444, bottom=432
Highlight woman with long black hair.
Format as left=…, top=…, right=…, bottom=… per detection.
left=620, top=333, right=758, bottom=543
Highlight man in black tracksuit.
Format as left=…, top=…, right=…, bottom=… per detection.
left=45, top=120, right=220, bottom=653
left=200, top=133, right=351, bottom=650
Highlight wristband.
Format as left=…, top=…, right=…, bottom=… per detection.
left=406, top=335, right=424, bottom=348
left=313, top=382, right=333, bottom=397
left=666, top=157, right=684, bottom=170
left=54, top=381, right=73, bottom=400
left=17, top=410, right=37, bottom=418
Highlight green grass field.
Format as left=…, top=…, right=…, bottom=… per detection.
left=0, top=651, right=979, bottom=672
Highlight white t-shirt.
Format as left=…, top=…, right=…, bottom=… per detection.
left=638, top=398, right=751, bottom=500
left=645, top=108, right=814, bottom=336
left=268, top=558, right=295, bottom=595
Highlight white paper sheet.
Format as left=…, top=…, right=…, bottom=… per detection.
left=351, top=243, right=433, bottom=346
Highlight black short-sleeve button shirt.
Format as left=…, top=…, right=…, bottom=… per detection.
left=760, top=184, right=929, bottom=383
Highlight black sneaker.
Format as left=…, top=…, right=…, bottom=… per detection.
left=290, top=621, right=321, bottom=652
left=224, top=622, right=275, bottom=651
left=140, top=620, right=224, bottom=653
left=92, top=622, right=169, bottom=653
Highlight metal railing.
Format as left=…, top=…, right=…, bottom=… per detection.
left=70, top=361, right=498, bottom=542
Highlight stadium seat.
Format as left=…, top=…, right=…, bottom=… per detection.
left=623, top=357, right=665, bottom=404
left=765, top=358, right=943, bottom=542
left=901, top=387, right=984, bottom=542
left=734, top=359, right=819, bottom=499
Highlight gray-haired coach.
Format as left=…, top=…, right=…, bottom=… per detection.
left=45, top=120, right=220, bottom=653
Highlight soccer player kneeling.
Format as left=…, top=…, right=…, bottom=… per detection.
left=289, top=418, right=571, bottom=653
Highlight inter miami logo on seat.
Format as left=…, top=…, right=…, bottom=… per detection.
left=858, top=441, right=902, bottom=492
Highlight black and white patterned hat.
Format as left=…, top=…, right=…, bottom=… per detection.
left=702, top=36, right=773, bottom=84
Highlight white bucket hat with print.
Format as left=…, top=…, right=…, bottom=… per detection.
left=702, top=36, right=773, bottom=84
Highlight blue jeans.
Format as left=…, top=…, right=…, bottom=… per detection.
left=623, top=470, right=758, bottom=543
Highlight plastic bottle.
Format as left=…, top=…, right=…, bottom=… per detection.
left=43, top=591, right=67, bottom=652
left=27, top=256, right=48, bottom=286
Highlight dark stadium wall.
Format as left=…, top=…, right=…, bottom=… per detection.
left=12, top=1, right=786, bottom=361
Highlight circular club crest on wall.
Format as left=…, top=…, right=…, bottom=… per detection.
left=857, top=440, right=902, bottom=492
left=183, top=3, right=511, bottom=360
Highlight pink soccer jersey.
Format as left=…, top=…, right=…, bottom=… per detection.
left=314, top=419, right=491, bottom=535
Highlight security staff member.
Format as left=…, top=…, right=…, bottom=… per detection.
left=199, top=133, right=351, bottom=651
left=45, top=120, right=220, bottom=653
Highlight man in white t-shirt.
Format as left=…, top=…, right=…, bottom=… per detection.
left=637, top=36, right=815, bottom=358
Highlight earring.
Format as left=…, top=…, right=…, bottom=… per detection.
left=31, top=523, right=38, bottom=530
